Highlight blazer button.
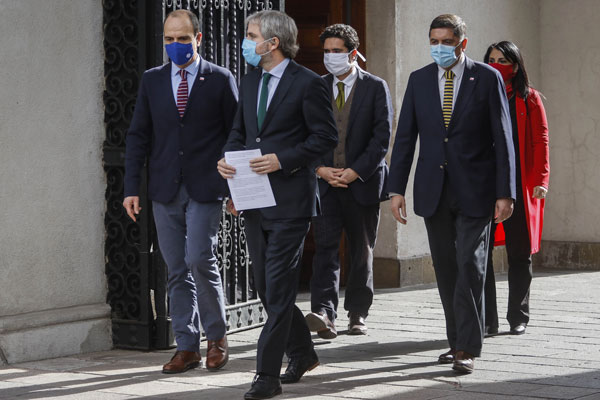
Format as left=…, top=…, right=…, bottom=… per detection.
left=179, top=122, right=184, bottom=128
left=439, top=165, right=444, bottom=170
left=179, top=151, right=183, bottom=155
left=444, top=138, right=449, bottom=142
left=256, top=138, right=261, bottom=143
left=174, top=179, right=179, bottom=183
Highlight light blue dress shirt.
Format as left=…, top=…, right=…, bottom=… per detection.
left=170, top=55, right=201, bottom=103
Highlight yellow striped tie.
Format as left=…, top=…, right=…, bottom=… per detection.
left=442, top=70, right=455, bottom=129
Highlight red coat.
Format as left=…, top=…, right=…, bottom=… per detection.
left=494, top=88, right=549, bottom=254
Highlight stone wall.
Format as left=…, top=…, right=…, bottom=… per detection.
left=0, top=0, right=111, bottom=363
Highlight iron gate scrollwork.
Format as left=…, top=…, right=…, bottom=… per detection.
left=103, top=0, right=284, bottom=349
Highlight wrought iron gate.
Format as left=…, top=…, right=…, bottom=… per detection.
left=102, top=0, right=283, bottom=350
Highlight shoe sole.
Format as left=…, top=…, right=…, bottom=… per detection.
left=206, top=354, right=229, bottom=371
left=438, top=358, right=454, bottom=364
left=317, top=329, right=337, bottom=340
left=305, top=313, right=328, bottom=332
left=347, top=327, right=367, bottom=335
left=244, top=387, right=283, bottom=400
left=162, top=361, right=201, bottom=374
left=280, top=361, right=320, bottom=384
left=452, top=363, right=474, bottom=374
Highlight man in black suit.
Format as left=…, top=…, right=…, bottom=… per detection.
left=388, top=14, right=515, bottom=373
left=217, top=10, right=337, bottom=400
left=124, top=10, right=238, bottom=373
left=305, top=24, right=393, bottom=339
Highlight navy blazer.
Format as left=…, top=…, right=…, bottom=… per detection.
left=319, top=69, right=393, bottom=206
left=223, top=60, right=338, bottom=219
left=388, top=57, right=516, bottom=218
left=125, top=58, right=238, bottom=203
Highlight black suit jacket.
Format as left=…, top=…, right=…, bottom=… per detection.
left=319, top=69, right=393, bottom=206
left=223, top=60, right=338, bottom=219
left=125, top=58, right=238, bottom=203
left=388, top=57, right=516, bottom=218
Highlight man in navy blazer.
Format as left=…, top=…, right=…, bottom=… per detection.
left=388, top=14, right=515, bottom=373
left=123, top=10, right=238, bottom=373
left=218, top=11, right=337, bottom=400
left=305, top=24, right=393, bottom=340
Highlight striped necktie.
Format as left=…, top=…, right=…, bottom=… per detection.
left=442, top=70, right=455, bottom=129
left=177, top=69, right=188, bottom=118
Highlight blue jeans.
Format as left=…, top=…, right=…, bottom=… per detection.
left=152, top=186, right=226, bottom=351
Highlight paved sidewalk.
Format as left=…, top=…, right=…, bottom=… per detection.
left=1, top=270, right=600, bottom=399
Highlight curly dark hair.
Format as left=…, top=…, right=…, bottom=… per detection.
left=319, top=24, right=359, bottom=51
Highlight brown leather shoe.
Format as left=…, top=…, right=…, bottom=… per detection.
left=162, top=350, right=201, bottom=374
left=452, top=350, right=474, bottom=373
left=438, top=348, right=456, bottom=364
left=206, top=336, right=229, bottom=371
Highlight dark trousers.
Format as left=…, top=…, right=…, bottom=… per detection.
left=424, top=182, right=492, bottom=357
left=310, top=188, right=380, bottom=322
left=243, top=210, right=313, bottom=377
left=485, top=191, right=532, bottom=329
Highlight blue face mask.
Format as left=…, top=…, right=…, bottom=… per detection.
left=242, top=37, right=273, bottom=67
left=430, top=41, right=463, bottom=68
left=165, top=42, right=194, bottom=66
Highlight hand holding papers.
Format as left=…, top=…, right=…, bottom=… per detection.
left=224, top=149, right=276, bottom=211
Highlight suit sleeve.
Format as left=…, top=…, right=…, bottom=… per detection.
left=349, top=78, right=393, bottom=180
left=222, top=80, right=247, bottom=154
left=388, top=74, right=419, bottom=196
left=222, top=71, right=239, bottom=139
left=489, top=72, right=516, bottom=200
left=124, top=73, right=152, bottom=198
left=528, top=90, right=550, bottom=188
left=276, top=76, right=338, bottom=172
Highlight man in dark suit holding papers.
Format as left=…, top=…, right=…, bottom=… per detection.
left=218, top=10, right=337, bottom=400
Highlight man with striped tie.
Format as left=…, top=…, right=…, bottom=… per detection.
left=123, top=10, right=238, bottom=374
left=388, top=14, right=515, bottom=373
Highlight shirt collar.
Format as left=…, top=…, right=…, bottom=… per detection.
left=333, top=65, right=358, bottom=87
left=262, top=58, right=290, bottom=79
left=437, top=53, right=465, bottom=81
left=171, top=54, right=201, bottom=77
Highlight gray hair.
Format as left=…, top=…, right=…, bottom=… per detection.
left=246, top=10, right=299, bottom=59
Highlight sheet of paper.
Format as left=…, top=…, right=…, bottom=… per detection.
left=225, top=149, right=277, bottom=211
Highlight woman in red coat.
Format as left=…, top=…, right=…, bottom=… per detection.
left=483, top=41, right=550, bottom=336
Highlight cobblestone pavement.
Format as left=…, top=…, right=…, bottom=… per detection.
left=1, top=270, right=599, bottom=399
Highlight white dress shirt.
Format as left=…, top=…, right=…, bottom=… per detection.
left=257, top=58, right=290, bottom=112
left=333, top=65, right=358, bottom=101
left=437, top=53, right=466, bottom=108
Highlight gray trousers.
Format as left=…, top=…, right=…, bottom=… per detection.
left=152, top=186, right=227, bottom=351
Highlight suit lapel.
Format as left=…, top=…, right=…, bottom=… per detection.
left=259, top=60, right=299, bottom=135
left=185, top=57, right=211, bottom=113
left=160, top=64, right=179, bottom=117
left=245, top=68, right=260, bottom=136
left=347, top=69, right=367, bottom=132
left=450, top=56, right=477, bottom=129
left=426, top=64, right=445, bottom=130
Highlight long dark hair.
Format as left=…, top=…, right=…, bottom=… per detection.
left=483, top=41, right=530, bottom=99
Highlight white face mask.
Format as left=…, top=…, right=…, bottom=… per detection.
left=323, top=52, right=354, bottom=76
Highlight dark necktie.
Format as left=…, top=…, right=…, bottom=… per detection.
left=442, top=70, right=455, bottom=129
left=177, top=69, right=188, bottom=118
left=336, top=81, right=345, bottom=110
left=257, top=73, right=271, bottom=130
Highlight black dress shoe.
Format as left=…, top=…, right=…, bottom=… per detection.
left=452, top=350, right=474, bottom=374
left=244, top=374, right=282, bottom=400
left=438, top=348, right=456, bottom=364
left=280, top=349, right=319, bottom=384
left=485, top=325, right=499, bottom=336
left=348, top=313, right=367, bottom=335
left=510, top=323, right=527, bottom=335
